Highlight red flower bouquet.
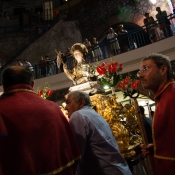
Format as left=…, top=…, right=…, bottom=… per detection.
left=37, top=82, right=53, bottom=100
left=119, top=75, right=140, bottom=98
left=96, top=61, right=123, bottom=87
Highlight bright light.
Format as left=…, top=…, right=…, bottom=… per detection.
left=150, top=0, right=156, bottom=4
left=167, top=0, right=174, bottom=13
left=103, top=85, right=110, bottom=90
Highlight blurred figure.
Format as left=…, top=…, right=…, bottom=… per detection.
left=144, top=12, right=158, bottom=43
left=45, top=55, right=53, bottom=76
left=92, top=37, right=102, bottom=61
left=139, top=106, right=153, bottom=143
left=64, top=47, right=71, bottom=57
left=117, top=24, right=129, bottom=52
left=156, top=7, right=173, bottom=37
left=83, top=38, right=94, bottom=63
left=38, top=56, right=46, bottom=77
left=0, top=66, right=81, bottom=175
left=107, top=27, right=120, bottom=55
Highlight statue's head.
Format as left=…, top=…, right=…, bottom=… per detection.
left=71, top=43, right=88, bottom=63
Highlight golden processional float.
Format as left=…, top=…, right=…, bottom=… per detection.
left=56, top=43, right=155, bottom=175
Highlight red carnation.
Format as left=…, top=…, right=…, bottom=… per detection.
left=38, top=89, right=44, bottom=96
left=124, top=77, right=130, bottom=85
left=108, top=62, right=118, bottom=73
left=96, top=62, right=108, bottom=75
left=46, top=90, right=53, bottom=96
left=119, top=81, right=126, bottom=90
left=131, top=80, right=138, bottom=89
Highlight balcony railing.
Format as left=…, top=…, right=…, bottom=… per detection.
left=0, top=13, right=175, bottom=85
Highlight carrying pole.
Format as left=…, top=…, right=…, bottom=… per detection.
left=132, top=98, right=155, bottom=175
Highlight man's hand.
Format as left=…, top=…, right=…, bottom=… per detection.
left=140, top=143, right=154, bottom=157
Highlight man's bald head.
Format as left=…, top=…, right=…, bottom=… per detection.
left=2, top=66, right=34, bottom=90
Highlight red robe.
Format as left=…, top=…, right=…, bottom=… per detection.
left=153, top=79, right=175, bottom=175
left=0, top=84, right=81, bottom=175
left=0, top=115, right=7, bottom=138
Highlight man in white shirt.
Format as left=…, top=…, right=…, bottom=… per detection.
left=65, top=91, right=132, bottom=175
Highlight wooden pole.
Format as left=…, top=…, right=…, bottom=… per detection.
left=132, top=98, right=155, bottom=175
left=145, top=100, right=153, bottom=119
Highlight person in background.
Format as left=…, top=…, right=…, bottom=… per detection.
left=117, top=24, right=129, bottom=53
left=107, top=27, right=120, bottom=55
left=138, top=53, right=175, bottom=175
left=45, top=55, right=52, bottom=76
left=38, top=56, right=46, bottom=77
left=144, top=12, right=158, bottom=43
left=65, top=91, right=132, bottom=175
left=139, top=106, right=153, bottom=143
left=0, top=66, right=81, bottom=175
left=83, top=38, right=94, bottom=63
left=155, top=7, right=173, bottom=37
left=91, top=37, right=102, bottom=61
left=64, top=47, right=71, bottom=57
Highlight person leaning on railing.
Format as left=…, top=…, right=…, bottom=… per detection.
left=107, top=27, right=120, bottom=55
left=144, top=12, right=158, bottom=43
left=155, top=6, right=173, bottom=37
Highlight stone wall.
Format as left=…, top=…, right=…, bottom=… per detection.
left=78, top=0, right=170, bottom=39
left=14, top=20, right=82, bottom=65
left=0, top=0, right=172, bottom=65
left=0, top=32, right=33, bottom=60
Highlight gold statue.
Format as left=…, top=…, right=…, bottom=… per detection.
left=90, top=94, right=141, bottom=158
left=56, top=43, right=91, bottom=85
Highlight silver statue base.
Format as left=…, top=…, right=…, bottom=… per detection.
left=69, top=81, right=104, bottom=94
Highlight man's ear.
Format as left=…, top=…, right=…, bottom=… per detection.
left=80, top=100, right=85, bottom=108
left=161, top=65, right=168, bottom=76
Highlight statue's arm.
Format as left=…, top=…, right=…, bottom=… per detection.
left=55, top=50, right=63, bottom=68
left=63, top=64, right=76, bottom=85
left=55, top=49, right=76, bottom=84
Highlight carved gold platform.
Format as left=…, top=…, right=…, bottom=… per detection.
left=90, top=94, right=142, bottom=159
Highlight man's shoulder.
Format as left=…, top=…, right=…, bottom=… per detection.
left=72, top=107, right=94, bottom=117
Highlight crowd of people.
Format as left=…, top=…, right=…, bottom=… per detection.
left=0, top=51, right=174, bottom=175
left=0, top=5, right=174, bottom=175
left=10, top=7, right=174, bottom=81
left=143, top=7, right=173, bottom=43
left=16, top=56, right=56, bottom=78
left=61, top=7, right=174, bottom=64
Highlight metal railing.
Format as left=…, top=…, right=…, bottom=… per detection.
left=0, top=13, right=175, bottom=85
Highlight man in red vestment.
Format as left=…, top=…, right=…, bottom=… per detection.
left=0, top=66, right=81, bottom=175
left=138, top=53, right=175, bottom=175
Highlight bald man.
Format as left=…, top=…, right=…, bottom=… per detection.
left=0, top=66, right=80, bottom=175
